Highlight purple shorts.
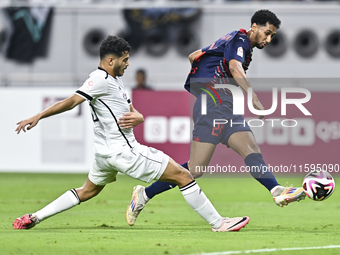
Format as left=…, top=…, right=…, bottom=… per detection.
left=192, top=90, right=252, bottom=147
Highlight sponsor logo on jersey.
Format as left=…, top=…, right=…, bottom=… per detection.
left=86, top=80, right=94, bottom=89
left=237, top=47, right=243, bottom=57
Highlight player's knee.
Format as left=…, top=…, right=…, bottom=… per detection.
left=188, top=162, right=204, bottom=178
left=250, top=143, right=261, bottom=154
left=191, top=171, right=203, bottom=179
left=176, top=167, right=194, bottom=186
left=240, top=142, right=261, bottom=158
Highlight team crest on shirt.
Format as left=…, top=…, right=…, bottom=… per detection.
left=86, top=80, right=94, bottom=89
left=237, top=47, right=243, bottom=58
left=123, top=93, right=127, bottom=100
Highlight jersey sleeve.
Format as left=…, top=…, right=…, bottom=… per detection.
left=76, top=75, right=108, bottom=101
left=224, top=35, right=250, bottom=64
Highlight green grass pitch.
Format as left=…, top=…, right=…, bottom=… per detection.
left=0, top=173, right=339, bottom=255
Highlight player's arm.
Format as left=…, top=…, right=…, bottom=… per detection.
left=229, top=59, right=265, bottom=119
left=16, top=94, right=85, bottom=134
left=189, top=49, right=203, bottom=65
left=118, top=104, right=144, bottom=129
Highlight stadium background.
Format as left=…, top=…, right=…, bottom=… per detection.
left=0, top=0, right=339, bottom=174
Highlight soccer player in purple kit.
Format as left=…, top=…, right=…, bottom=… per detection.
left=126, top=9, right=306, bottom=226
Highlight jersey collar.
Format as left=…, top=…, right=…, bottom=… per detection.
left=98, top=67, right=109, bottom=79
left=239, top=28, right=247, bottom=34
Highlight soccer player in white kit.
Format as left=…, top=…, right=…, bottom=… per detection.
left=13, top=36, right=249, bottom=232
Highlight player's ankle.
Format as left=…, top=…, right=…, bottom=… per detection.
left=270, top=185, right=283, bottom=196
left=30, top=213, right=40, bottom=224
left=210, top=217, right=223, bottom=229
left=142, top=189, right=150, bottom=202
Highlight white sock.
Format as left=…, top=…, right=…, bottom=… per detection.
left=270, top=185, right=283, bottom=196
left=180, top=181, right=222, bottom=229
left=35, top=189, right=80, bottom=222
left=142, top=189, right=150, bottom=202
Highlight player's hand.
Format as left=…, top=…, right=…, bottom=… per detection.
left=15, top=115, right=40, bottom=134
left=118, top=112, right=144, bottom=129
left=252, top=93, right=265, bottom=119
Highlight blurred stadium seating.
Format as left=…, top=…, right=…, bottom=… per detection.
left=0, top=1, right=340, bottom=90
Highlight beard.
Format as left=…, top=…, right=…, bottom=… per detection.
left=255, top=43, right=265, bottom=49
left=253, top=33, right=265, bottom=49
left=114, top=66, right=125, bottom=77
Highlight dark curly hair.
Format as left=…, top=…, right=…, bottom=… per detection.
left=100, top=36, right=131, bottom=59
left=251, top=10, right=281, bottom=29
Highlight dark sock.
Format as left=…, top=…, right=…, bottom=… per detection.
left=145, top=162, right=188, bottom=199
left=244, top=153, right=279, bottom=191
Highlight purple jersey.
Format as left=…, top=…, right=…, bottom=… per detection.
left=185, top=29, right=253, bottom=97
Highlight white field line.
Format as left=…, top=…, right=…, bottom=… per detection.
left=191, top=245, right=340, bottom=255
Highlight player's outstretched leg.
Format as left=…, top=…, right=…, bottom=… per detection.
left=13, top=178, right=104, bottom=229
left=127, top=158, right=249, bottom=232
left=13, top=189, right=81, bottom=229
left=127, top=181, right=250, bottom=232
left=229, top=132, right=306, bottom=207
left=244, top=153, right=306, bottom=206
left=245, top=153, right=306, bottom=207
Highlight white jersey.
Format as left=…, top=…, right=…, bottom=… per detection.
left=76, top=67, right=137, bottom=156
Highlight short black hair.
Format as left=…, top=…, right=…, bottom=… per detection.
left=99, top=35, right=131, bottom=59
left=251, top=10, right=281, bottom=29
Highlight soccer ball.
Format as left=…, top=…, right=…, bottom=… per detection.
left=302, top=170, right=335, bottom=201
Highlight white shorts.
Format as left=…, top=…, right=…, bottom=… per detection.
left=88, top=143, right=170, bottom=186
